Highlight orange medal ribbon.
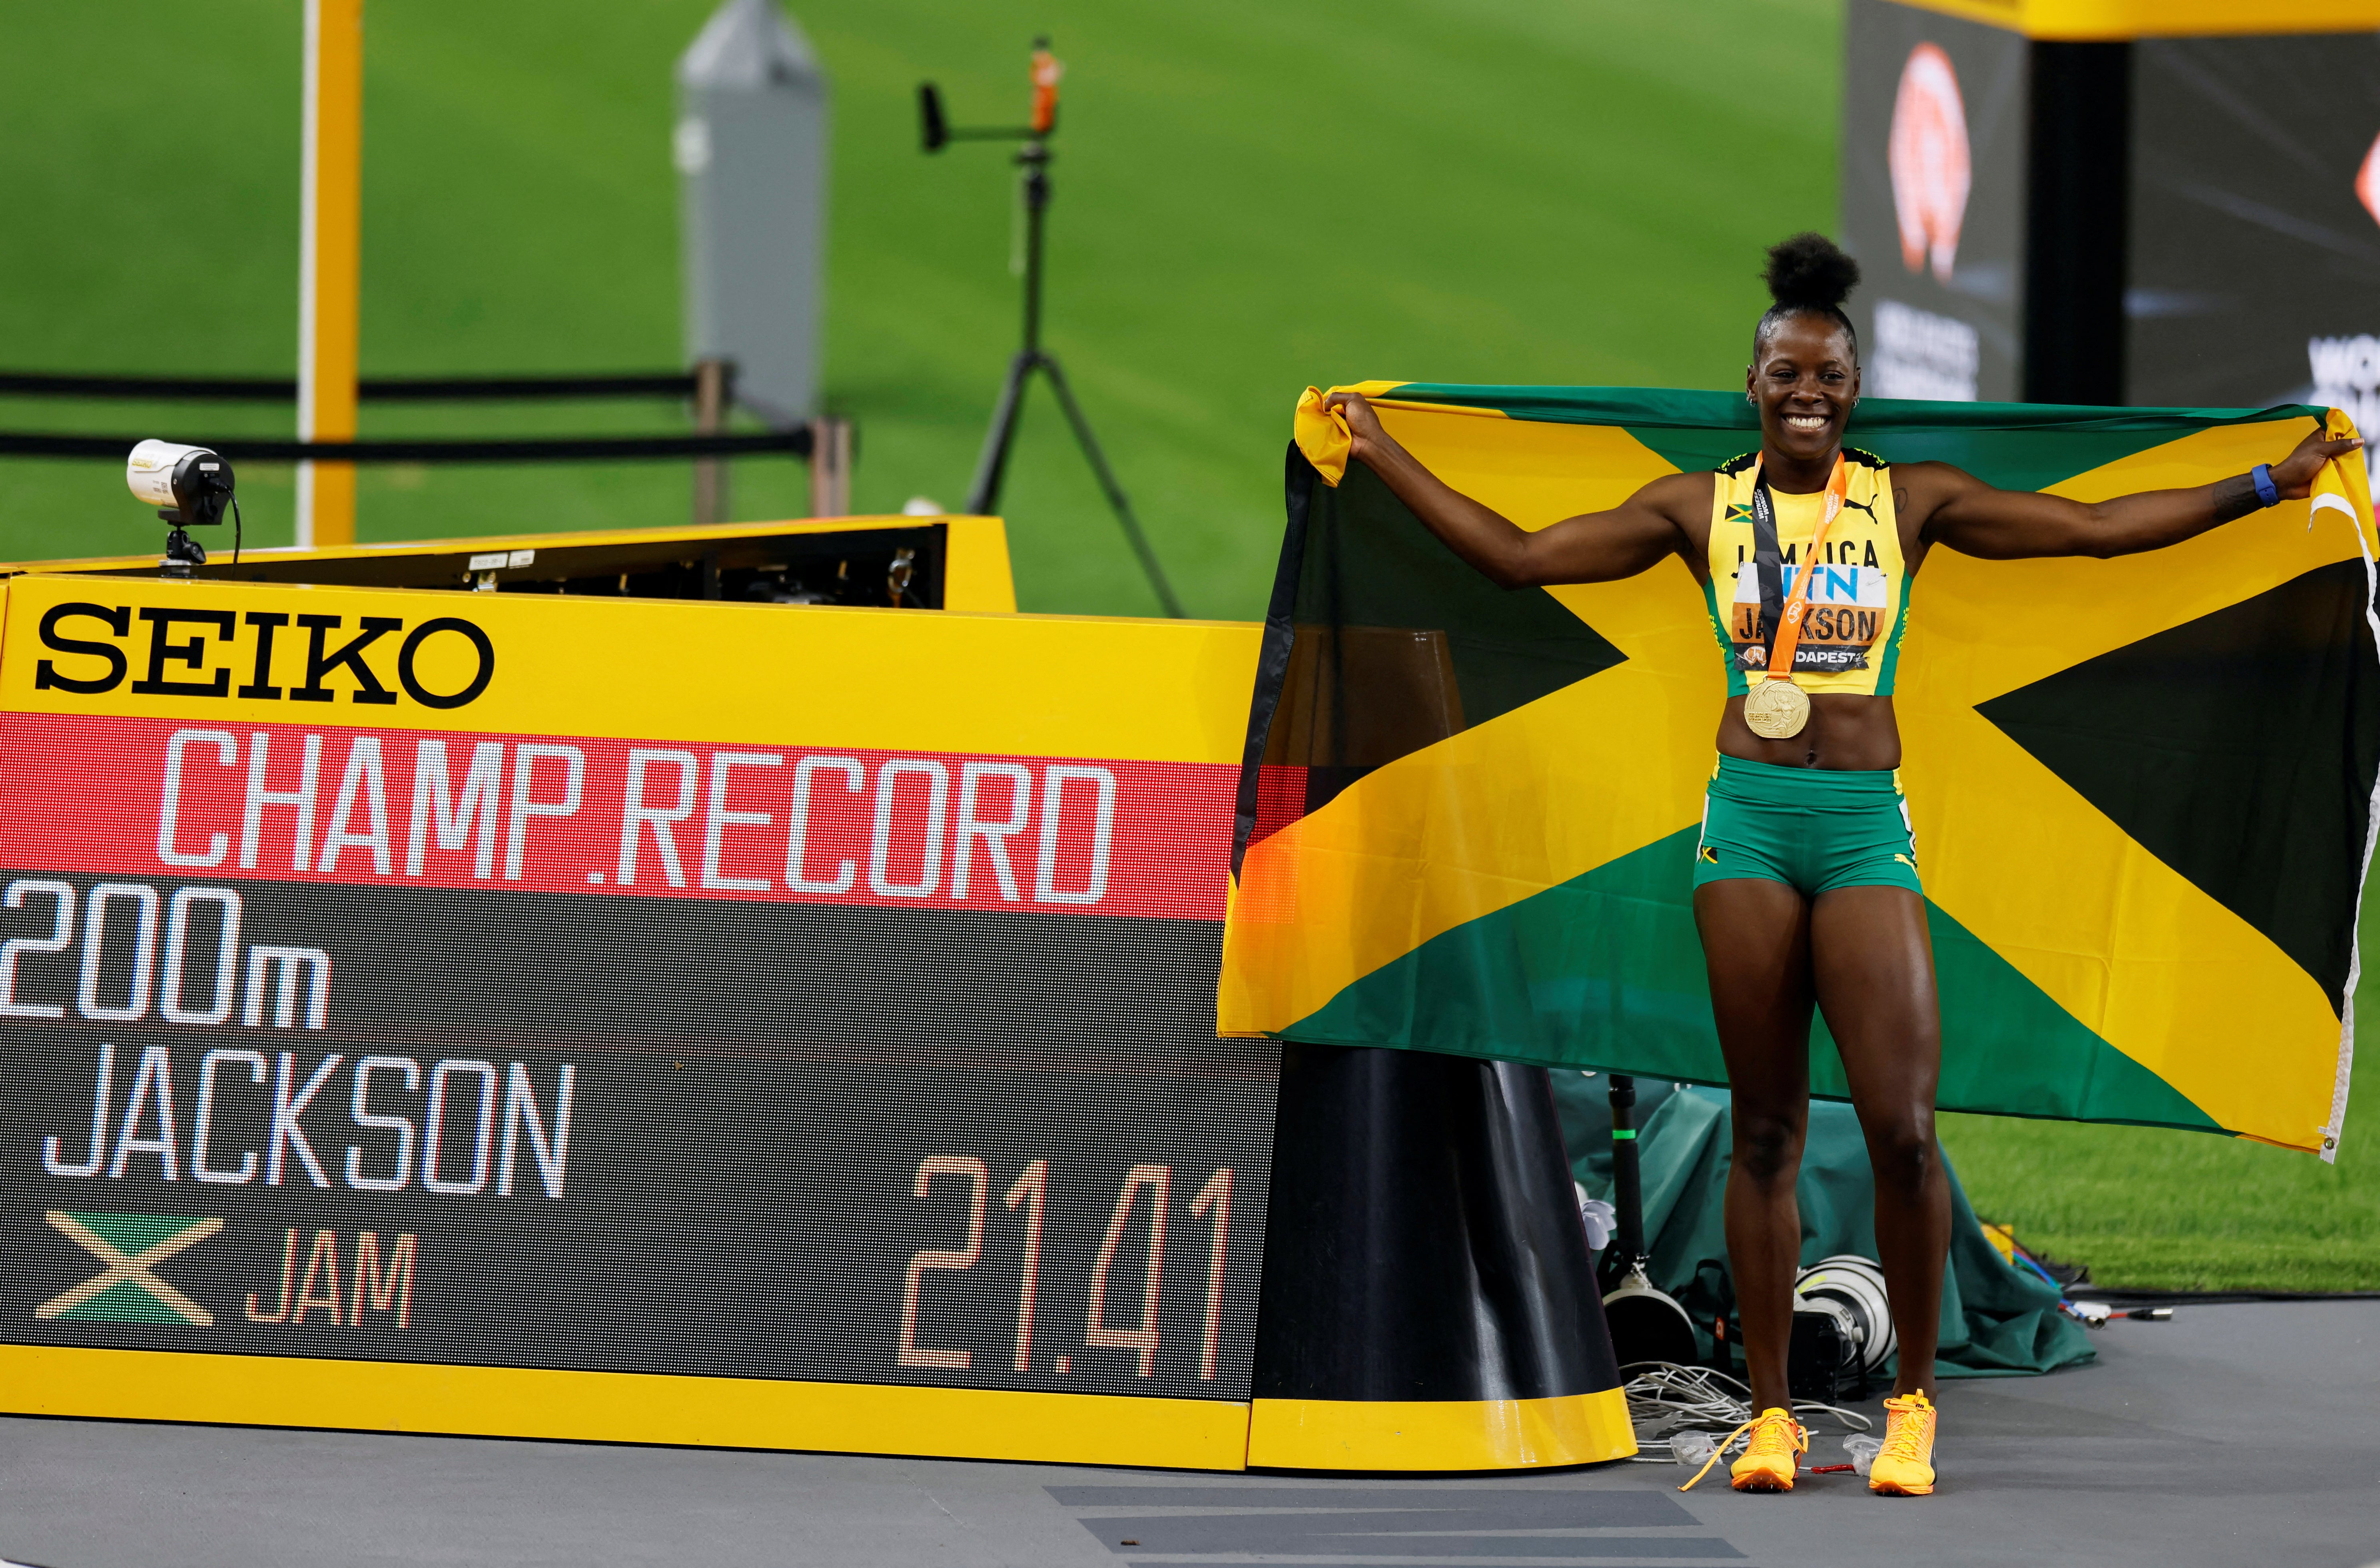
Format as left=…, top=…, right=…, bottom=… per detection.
left=1755, top=453, right=1851, bottom=686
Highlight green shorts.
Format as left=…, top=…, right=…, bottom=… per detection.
left=1692, top=754, right=1922, bottom=898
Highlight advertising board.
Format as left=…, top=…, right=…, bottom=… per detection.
left=1842, top=0, right=2031, bottom=401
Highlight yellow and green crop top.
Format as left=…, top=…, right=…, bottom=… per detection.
left=1702, top=446, right=1911, bottom=698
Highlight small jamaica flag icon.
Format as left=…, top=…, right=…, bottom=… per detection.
left=36, top=1211, right=222, bottom=1328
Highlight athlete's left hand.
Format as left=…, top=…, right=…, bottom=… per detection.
left=2269, top=426, right=2364, bottom=499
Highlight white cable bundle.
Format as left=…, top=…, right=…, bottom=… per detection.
left=1619, top=1361, right=1872, bottom=1464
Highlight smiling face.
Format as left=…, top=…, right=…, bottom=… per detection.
left=1747, top=311, right=1861, bottom=475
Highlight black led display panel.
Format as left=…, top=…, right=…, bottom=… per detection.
left=2128, top=34, right=2380, bottom=416
left=0, top=875, right=1275, bottom=1400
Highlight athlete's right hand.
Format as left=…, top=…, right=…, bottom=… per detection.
left=1325, top=390, right=1386, bottom=459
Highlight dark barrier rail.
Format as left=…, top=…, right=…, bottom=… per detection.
left=0, top=358, right=846, bottom=521
left=0, top=430, right=814, bottom=463
left=0, top=370, right=700, bottom=402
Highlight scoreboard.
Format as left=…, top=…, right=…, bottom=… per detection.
left=0, top=575, right=1274, bottom=1468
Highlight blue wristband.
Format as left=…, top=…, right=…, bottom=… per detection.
left=2251, top=463, right=2280, bottom=508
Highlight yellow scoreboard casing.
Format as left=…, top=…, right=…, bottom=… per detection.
left=1886, top=0, right=2380, bottom=37
left=0, top=570, right=1272, bottom=1469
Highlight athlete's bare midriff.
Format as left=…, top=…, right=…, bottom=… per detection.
left=1716, top=690, right=1901, bottom=771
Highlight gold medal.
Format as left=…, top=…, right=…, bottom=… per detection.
left=1743, top=676, right=1810, bottom=739
left=1738, top=455, right=1847, bottom=743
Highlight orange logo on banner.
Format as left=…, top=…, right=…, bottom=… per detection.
left=2357, top=131, right=2380, bottom=228
left=1889, top=43, right=1970, bottom=283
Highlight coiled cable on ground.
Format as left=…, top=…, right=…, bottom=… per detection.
left=1619, top=1361, right=1871, bottom=1464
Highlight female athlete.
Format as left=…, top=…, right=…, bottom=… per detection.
left=1325, top=233, right=2356, bottom=1497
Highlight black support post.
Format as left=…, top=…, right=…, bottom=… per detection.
left=1607, top=1074, right=1646, bottom=1274
left=2024, top=41, right=2133, bottom=404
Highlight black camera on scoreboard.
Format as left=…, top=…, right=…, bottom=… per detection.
left=127, top=439, right=234, bottom=527
left=125, top=439, right=240, bottom=577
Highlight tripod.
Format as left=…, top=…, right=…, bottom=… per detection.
left=924, top=49, right=1183, bottom=618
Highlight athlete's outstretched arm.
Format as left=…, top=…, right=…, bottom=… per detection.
left=1913, top=425, right=2361, bottom=561
left=1327, top=391, right=1699, bottom=587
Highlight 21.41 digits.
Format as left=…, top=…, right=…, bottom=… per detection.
left=897, top=1157, right=1235, bottom=1381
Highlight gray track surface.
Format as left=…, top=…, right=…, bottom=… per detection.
left=2, top=1302, right=2373, bottom=1567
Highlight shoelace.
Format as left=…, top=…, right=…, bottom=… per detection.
left=1879, top=1394, right=1933, bottom=1465
left=1678, top=1408, right=1805, bottom=1492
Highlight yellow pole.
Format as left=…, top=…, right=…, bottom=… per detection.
left=297, top=0, right=363, bottom=547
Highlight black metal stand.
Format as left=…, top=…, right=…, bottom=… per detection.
left=159, top=524, right=206, bottom=579
left=1593, top=1071, right=1702, bottom=1367
left=964, top=141, right=1183, bottom=618
left=1601, top=1073, right=1647, bottom=1285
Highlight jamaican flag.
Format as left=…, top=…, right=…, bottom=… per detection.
left=1220, top=385, right=2379, bottom=1159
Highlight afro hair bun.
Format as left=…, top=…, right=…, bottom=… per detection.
left=1764, top=232, right=1860, bottom=313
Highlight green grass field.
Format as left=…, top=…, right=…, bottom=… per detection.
left=0, top=0, right=1837, bottom=609
left=0, top=1, right=2371, bottom=1290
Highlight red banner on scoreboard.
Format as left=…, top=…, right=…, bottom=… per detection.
left=0, top=713, right=1235, bottom=922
